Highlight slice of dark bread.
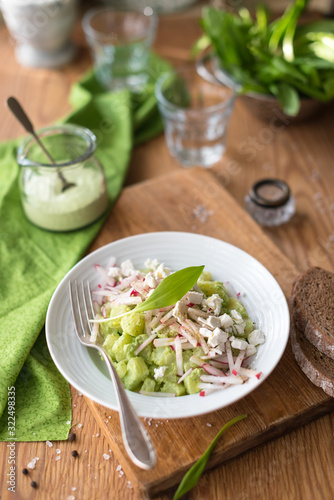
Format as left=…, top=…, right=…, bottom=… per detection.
left=290, top=266, right=334, bottom=360
left=290, top=320, right=334, bottom=397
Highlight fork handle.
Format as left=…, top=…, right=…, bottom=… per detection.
left=100, top=350, right=156, bottom=470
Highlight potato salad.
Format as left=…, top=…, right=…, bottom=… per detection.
left=90, top=258, right=265, bottom=397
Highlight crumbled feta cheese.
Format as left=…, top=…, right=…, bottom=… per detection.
left=202, top=294, right=223, bottom=316
left=246, top=344, right=257, bottom=357
left=185, top=291, right=203, bottom=305
left=230, top=310, right=243, bottom=324
left=172, top=300, right=188, bottom=321
left=154, top=263, right=171, bottom=279
left=108, top=266, right=121, bottom=278
left=207, top=328, right=228, bottom=349
left=199, top=327, right=212, bottom=337
left=231, top=338, right=249, bottom=350
left=145, top=258, right=160, bottom=270
left=145, top=273, right=157, bottom=288
left=120, top=259, right=137, bottom=277
left=218, top=313, right=234, bottom=329
left=204, top=316, right=221, bottom=329
left=154, top=366, right=166, bottom=379
left=230, top=309, right=246, bottom=334
left=208, top=348, right=223, bottom=356
left=248, top=329, right=265, bottom=345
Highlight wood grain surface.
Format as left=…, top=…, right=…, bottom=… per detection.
left=85, top=168, right=334, bottom=499
left=1, top=3, right=334, bottom=500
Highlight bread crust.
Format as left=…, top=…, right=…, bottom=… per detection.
left=290, top=320, right=334, bottom=398
left=291, top=267, right=334, bottom=360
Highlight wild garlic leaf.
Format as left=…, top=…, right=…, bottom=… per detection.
left=91, top=265, right=204, bottom=323
left=173, top=414, right=247, bottom=500
left=273, top=82, right=300, bottom=115
left=133, top=265, right=204, bottom=314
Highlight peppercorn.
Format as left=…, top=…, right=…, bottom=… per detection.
left=30, top=481, right=37, bottom=488
left=71, top=450, right=79, bottom=458
left=68, top=432, right=76, bottom=442
left=22, top=468, right=28, bottom=475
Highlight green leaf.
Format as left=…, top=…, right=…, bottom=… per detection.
left=91, top=265, right=204, bottom=323
left=271, top=82, right=300, bottom=116
left=134, top=265, right=204, bottom=314
left=173, top=414, right=247, bottom=500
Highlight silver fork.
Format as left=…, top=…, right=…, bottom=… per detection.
left=69, top=280, right=156, bottom=470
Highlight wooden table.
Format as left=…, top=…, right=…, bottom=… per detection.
left=1, top=4, right=334, bottom=500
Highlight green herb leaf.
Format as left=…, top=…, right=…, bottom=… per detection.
left=173, top=414, right=247, bottom=500
left=134, top=265, right=204, bottom=314
left=91, top=265, right=204, bottom=323
left=270, top=82, right=300, bottom=116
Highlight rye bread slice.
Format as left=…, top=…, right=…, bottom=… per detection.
left=291, top=266, right=334, bottom=360
left=290, top=320, right=334, bottom=398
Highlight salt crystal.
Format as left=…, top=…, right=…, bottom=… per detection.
left=77, top=424, right=82, bottom=429
left=71, top=487, right=77, bottom=491
left=103, top=454, right=110, bottom=460
left=27, top=458, right=38, bottom=469
left=77, top=392, right=83, bottom=396
left=127, top=481, right=133, bottom=489
left=73, top=404, right=77, bottom=408
left=56, top=449, right=61, bottom=454
left=116, top=465, right=122, bottom=471
left=46, top=441, right=53, bottom=448
left=206, top=423, right=212, bottom=427
left=56, top=456, right=61, bottom=461
left=85, top=450, right=88, bottom=453
left=119, top=471, right=124, bottom=477
left=192, top=205, right=214, bottom=223
left=66, top=420, right=71, bottom=425
left=96, top=433, right=99, bottom=437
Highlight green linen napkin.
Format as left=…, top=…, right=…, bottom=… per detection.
left=0, top=53, right=170, bottom=441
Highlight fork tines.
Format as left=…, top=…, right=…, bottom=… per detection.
left=69, top=280, right=95, bottom=342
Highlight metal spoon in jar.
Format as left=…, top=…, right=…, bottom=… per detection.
left=7, top=96, right=76, bottom=192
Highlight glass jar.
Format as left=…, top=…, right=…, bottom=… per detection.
left=18, top=124, right=109, bottom=231
left=244, top=178, right=295, bottom=226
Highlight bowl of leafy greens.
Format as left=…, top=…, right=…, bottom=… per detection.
left=195, top=0, right=334, bottom=121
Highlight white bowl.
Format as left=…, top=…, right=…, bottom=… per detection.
left=46, top=232, right=290, bottom=419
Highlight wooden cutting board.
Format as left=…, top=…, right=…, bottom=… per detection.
left=85, top=167, right=334, bottom=499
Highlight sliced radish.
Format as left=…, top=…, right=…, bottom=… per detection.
left=175, top=336, right=183, bottom=377
left=202, top=363, right=226, bottom=376
left=178, top=367, right=193, bottom=384
left=238, top=367, right=262, bottom=379
left=189, top=355, right=204, bottom=367
left=179, top=326, right=197, bottom=347
left=225, top=340, right=235, bottom=373
left=134, top=333, right=157, bottom=355
left=200, top=374, right=244, bottom=385
left=139, top=391, right=176, bottom=397
left=232, top=349, right=246, bottom=376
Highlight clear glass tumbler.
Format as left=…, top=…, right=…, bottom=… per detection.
left=155, top=66, right=235, bottom=168
left=18, top=124, right=109, bottom=232
left=82, top=5, right=158, bottom=91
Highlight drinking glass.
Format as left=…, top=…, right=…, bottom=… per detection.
left=155, top=66, right=235, bottom=167
left=82, top=5, right=158, bottom=91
